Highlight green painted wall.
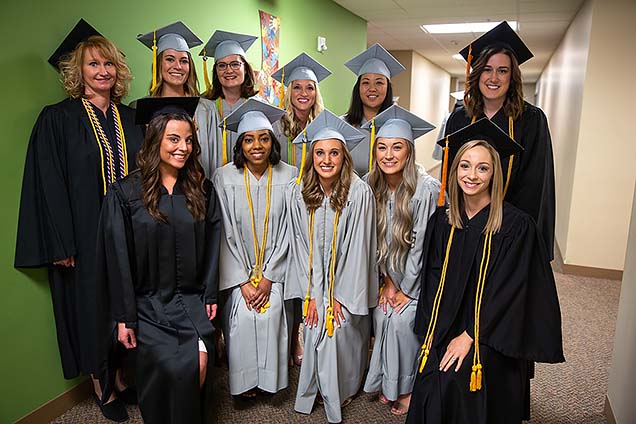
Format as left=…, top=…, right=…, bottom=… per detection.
left=0, top=1, right=365, bottom=422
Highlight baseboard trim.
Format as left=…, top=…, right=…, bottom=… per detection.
left=553, top=241, right=623, bottom=280
left=605, top=395, right=617, bottom=424
left=14, top=379, right=92, bottom=424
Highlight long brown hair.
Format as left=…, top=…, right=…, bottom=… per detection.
left=279, top=81, right=324, bottom=139
left=344, top=75, right=394, bottom=126
left=136, top=112, right=206, bottom=222
left=59, top=35, right=131, bottom=103
left=367, top=141, right=418, bottom=273
left=149, top=50, right=200, bottom=97
left=301, top=140, right=354, bottom=212
left=448, top=140, right=503, bottom=233
left=202, top=57, right=257, bottom=100
left=465, top=46, right=525, bottom=120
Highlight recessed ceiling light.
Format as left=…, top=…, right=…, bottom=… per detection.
left=420, top=21, right=518, bottom=34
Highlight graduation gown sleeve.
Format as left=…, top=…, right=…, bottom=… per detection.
left=15, top=105, right=75, bottom=267
left=202, top=179, right=222, bottom=304
left=283, top=181, right=309, bottom=302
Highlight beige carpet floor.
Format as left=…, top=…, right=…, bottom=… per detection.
left=50, top=271, right=620, bottom=423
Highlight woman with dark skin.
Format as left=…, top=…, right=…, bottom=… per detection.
left=99, top=97, right=221, bottom=424
left=15, top=20, right=143, bottom=422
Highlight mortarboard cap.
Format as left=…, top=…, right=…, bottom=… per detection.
left=292, top=109, right=365, bottom=151
left=271, top=52, right=332, bottom=86
left=437, top=117, right=523, bottom=158
left=345, top=43, right=405, bottom=80
left=221, top=98, right=285, bottom=134
left=199, top=30, right=257, bottom=60
left=137, top=21, right=202, bottom=54
left=362, top=104, right=435, bottom=144
left=459, top=21, right=533, bottom=65
left=48, top=19, right=102, bottom=70
left=134, top=96, right=199, bottom=125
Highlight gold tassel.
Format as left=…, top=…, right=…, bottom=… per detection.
left=368, top=118, right=376, bottom=173
left=476, top=364, right=482, bottom=390
left=202, top=49, right=211, bottom=93
left=151, top=31, right=158, bottom=92
left=325, top=307, right=334, bottom=337
left=418, top=347, right=430, bottom=373
left=279, top=68, right=285, bottom=106
left=303, top=295, right=310, bottom=318
left=437, top=136, right=449, bottom=206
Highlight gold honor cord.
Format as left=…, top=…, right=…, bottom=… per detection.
left=244, top=164, right=273, bottom=313
left=217, top=98, right=228, bottom=165
left=82, top=99, right=127, bottom=195
left=302, top=207, right=341, bottom=338
left=418, top=226, right=455, bottom=373
left=368, top=117, right=376, bottom=173
left=470, top=231, right=493, bottom=392
left=287, top=136, right=296, bottom=167
left=295, top=126, right=309, bottom=185
left=302, top=209, right=315, bottom=317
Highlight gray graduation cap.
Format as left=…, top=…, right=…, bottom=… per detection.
left=221, top=98, right=285, bottom=134
left=199, top=30, right=258, bottom=60
left=344, top=43, right=405, bottom=80
left=137, top=21, right=203, bottom=54
left=292, top=109, right=365, bottom=151
left=450, top=91, right=464, bottom=101
left=437, top=117, right=523, bottom=158
left=362, top=105, right=435, bottom=144
left=271, top=52, right=332, bottom=86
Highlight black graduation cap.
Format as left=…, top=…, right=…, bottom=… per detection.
left=437, top=117, right=523, bottom=158
left=459, top=21, right=533, bottom=65
left=134, top=97, right=199, bottom=125
left=48, top=19, right=102, bottom=70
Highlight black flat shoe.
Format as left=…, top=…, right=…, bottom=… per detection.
left=92, top=394, right=129, bottom=422
left=116, top=387, right=138, bottom=405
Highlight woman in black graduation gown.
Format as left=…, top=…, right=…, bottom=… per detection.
left=442, top=21, right=555, bottom=261
left=407, top=119, right=564, bottom=424
left=14, top=20, right=143, bottom=421
left=98, top=97, right=221, bottom=424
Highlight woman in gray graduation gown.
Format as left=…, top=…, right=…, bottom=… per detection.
left=135, top=21, right=218, bottom=177
left=361, top=105, right=440, bottom=415
left=343, top=44, right=405, bottom=176
left=213, top=99, right=296, bottom=397
left=201, top=30, right=259, bottom=169
left=271, top=52, right=329, bottom=168
left=285, top=110, right=378, bottom=423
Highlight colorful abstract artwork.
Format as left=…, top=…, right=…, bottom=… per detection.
left=257, top=10, right=281, bottom=106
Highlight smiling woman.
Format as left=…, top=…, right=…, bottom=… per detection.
left=14, top=19, right=144, bottom=422
left=212, top=99, right=295, bottom=399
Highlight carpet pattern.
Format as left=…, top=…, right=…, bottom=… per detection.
left=50, top=272, right=620, bottom=423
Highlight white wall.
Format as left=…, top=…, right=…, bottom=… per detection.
left=607, top=185, right=636, bottom=422
left=389, top=50, right=451, bottom=173
left=537, top=0, right=636, bottom=270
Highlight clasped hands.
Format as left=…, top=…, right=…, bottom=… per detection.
left=378, top=275, right=412, bottom=314
left=240, top=276, right=272, bottom=311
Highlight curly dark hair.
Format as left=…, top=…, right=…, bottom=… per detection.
left=232, top=129, right=281, bottom=169
left=136, top=112, right=206, bottom=222
left=464, top=46, right=525, bottom=120
left=344, top=75, right=394, bottom=126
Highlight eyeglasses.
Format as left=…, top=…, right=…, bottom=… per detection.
left=216, top=61, right=243, bottom=71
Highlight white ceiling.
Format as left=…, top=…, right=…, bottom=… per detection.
left=333, top=0, right=586, bottom=82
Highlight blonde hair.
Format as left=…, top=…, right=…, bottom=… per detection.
left=301, top=140, right=354, bottom=212
left=58, top=35, right=131, bottom=103
left=448, top=140, right=503, bottom=233
left=149, top=50, right=200, bottom=97
left=279, top=81, right=324, bottom=140
left=367, top=140, right=418, bottom=274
